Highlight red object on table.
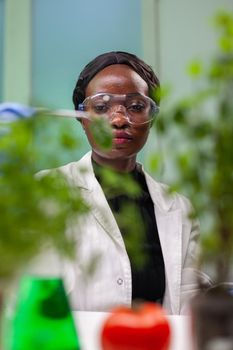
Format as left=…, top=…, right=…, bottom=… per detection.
left=101, top=302, right=171, bottom=350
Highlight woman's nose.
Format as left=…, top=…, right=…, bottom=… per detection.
left=109, top=105, right=129, bottom=128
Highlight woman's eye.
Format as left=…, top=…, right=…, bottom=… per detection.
left=128, top=103, right=145, bottom=113
left=93, top=104, right=108, bottom=114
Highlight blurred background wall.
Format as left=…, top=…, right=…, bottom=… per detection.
left=0, top=0, right=232, bottom=169
left=0, top=0, right=4, bottom=101
left=157, top=0, right=233, bottom=102
left=31, top=0, right=142, bottom=110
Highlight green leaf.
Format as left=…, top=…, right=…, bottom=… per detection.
left=89, top=117, right=113, bottom=150
left=187, top=60, right=203, bottom=77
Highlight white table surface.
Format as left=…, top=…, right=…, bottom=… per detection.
left=73, top=312, right=193, bottom=350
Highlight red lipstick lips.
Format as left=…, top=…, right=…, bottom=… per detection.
left=113, top=131, right=132, bottom=145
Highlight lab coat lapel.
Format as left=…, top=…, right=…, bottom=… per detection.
left=85, top=185, right=128, bottom=250
left=85, top=185, right=121, bottom=235
left=77, top=153, right=126, bottom=247
left=155, top=209, right=182, bottom=314
left=145, top=173, right=182, bottom=315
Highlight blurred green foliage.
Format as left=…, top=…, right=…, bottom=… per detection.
left=89, top=116, right=113, bottom=150
left=0, top=115, right=90, bottom=282
left=0, top=113, right=119, bottom=282
left=152, top=11, right=233, bottom=283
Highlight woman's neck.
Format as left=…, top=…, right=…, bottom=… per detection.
left=91, top=152, right=137, bottom=173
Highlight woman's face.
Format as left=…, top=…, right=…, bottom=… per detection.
left=81, top=64, right=151, bottom=171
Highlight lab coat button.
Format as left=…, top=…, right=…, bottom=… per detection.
left=117, top=278, right=123, bottom=285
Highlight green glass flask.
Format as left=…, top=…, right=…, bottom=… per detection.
left=4, top=275, right=80, bottom=350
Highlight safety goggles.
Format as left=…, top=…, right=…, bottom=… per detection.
left=77, top=93, right=159, bottom=125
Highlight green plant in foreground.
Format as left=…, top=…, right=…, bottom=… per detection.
left=0, top=115, right=90, bottom=282
left=151, top=11, right=233, bottom=283
left=0, top=113, right=114, bottom=283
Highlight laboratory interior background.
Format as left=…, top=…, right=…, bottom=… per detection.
left=0, top=0, right=232, bottom=171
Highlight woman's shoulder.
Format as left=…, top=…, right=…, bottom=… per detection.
left=36, top=152, right=93, bottom=185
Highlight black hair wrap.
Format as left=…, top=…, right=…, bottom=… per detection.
left=72, top=51, right=160, bottom=110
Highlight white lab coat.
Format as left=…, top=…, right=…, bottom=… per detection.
left=36, top=152, right=211, bottom=314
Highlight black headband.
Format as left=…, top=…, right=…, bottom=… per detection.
left=72, top=51, right=160, bottom=110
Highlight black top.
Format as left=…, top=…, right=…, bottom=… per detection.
left=92, top=160, right=165, bottom=304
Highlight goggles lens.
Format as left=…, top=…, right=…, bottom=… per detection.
left=78, top=93, right=159, bottom=124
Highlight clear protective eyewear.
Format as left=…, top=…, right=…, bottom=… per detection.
left=77, top=93, right=159, bottom=125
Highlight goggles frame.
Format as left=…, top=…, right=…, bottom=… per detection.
left=77, top=93, right=159, bottom=125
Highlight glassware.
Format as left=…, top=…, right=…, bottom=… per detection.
left=3, top=275, right=80, bottom=350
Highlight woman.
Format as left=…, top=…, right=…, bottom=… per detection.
left=39, top=51, right=211, bottom=314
